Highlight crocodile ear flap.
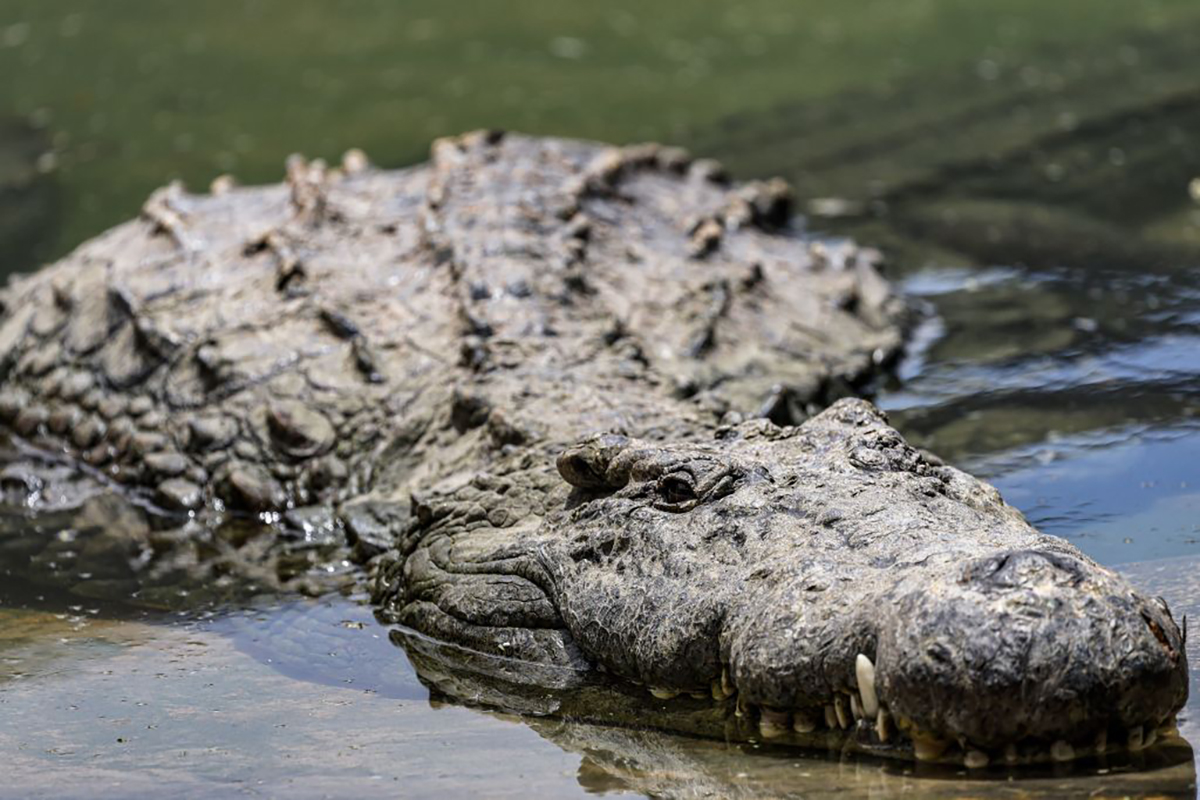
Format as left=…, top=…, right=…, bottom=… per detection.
left=556, top=434, right=633, bottom=489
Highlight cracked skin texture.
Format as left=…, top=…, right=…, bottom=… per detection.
left=0, top=130, right=1186, bottom=764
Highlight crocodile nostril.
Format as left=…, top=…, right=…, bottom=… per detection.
left=559, top=453, right=604, bottom=488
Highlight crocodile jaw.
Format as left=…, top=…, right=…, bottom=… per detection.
left=721, top=548, right=1188, bottom=765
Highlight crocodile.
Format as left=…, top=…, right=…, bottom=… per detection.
left=0, top=130, right=1187, bottom=768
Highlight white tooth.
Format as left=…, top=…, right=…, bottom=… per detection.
left=710, top=680, right=726, bottom=701
left=834, top=695, right=849, bottom=729
left=912, top=736, right=947, bottom=762
left=855, top=654, right=879, bottom=718
left=688, top=691, right=708, bottom=700
left=1127, top=726, right=1145, bottom=751
left=1004, top=743, right=1019, bottom=764
left=650, top=687, right=679, bottom=700
left=793, top=710, right=819, bottom=733
left=964, top=750, right=989, bottom=769
left=824, top=705, right=838, bottom=728
left=849, top=693, right=862, bottom=720
left=721, top=668, right=734, bottom=697
left=1144, top=728, right=1158, bottom=749
left=1094, top=729, right=1108, bottom=754
left=760, top=719, right=788, bottom=739
left=1050, top=740, right=1075, bottom=762
left=913, top=742, right=937, bottom=761
left=875, top=709, right=890, bottom=743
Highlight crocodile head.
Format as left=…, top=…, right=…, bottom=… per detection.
left=543, top=399, right=1189, bottom=766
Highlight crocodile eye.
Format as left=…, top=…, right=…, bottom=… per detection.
left=657, top=473, right=697, bottom=506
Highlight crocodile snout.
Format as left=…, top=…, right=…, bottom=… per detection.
left=876, top=548, right=1189, bottom=761
left=719, top=547, right=1187, bottom=765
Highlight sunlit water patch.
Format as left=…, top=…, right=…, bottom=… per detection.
left=981, top=425, right=1200, bottom=565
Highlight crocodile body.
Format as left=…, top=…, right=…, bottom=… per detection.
left=0, top=131, right=1185, bottom=767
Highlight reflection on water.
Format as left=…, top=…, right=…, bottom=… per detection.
left=983, top=429, right=1200, bottom=564
left=2, top=1, right=1200, bottom=797
left=876, top=262, right=1200, bottom=566
left=880, top=266, right=1200, bottom=463
left=227, top=596, right=426, bottom=701
left=0, top=603, right=584, bottom=799
left=0, top=588, right=1196, bottom=799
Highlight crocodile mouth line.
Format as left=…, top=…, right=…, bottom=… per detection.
left=394, top=620, right=1183, bottom=768
left=642, top=654, right=1182, bottom=768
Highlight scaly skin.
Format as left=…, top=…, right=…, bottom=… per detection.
left=0, top=131, right=1184, bottom=766
left=0, top=130, right=895, bottom=516
left=372, top=399, right=1187, bottom=766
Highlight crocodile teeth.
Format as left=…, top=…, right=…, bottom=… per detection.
left=913, top=742, right=943, bottom=762
left=833, top=695, right=849, bottom=729
left=1127, top=726, right=1145, bottom=751
left=1050, top=740, right=1074, bottom=762
left=710, top=679, right=730, bottom=701
left=760, top=708, right=790, bottom=739
left=759, top=721, right=787, bottom=739
left=1094, top=729, right=1108, bottom=754
left=1144, top=728, right=1158, bottom=749
left=824, top=705, right=837, bottom=728
left=721, top=668, right=734, bottom=697
left=912, top=733, right=948, bottom=762
left=1003, top=743, right=1019, bottom=764
left=849, top=692, right=862, bottom=720
left=855, top=654, right=879, bottom=717
left=793, top=709, right=819, bottom=734
left=964, top=750, right=989, bottom=769
left=649, top=687, right=679, bottom=700
left=875, top=709, right=890, bottom=743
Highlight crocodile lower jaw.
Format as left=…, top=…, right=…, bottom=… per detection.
left=644, top=656, right=1180, bottom=768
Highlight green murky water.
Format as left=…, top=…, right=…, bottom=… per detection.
left=1, top=2, right=1199, bottom=797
